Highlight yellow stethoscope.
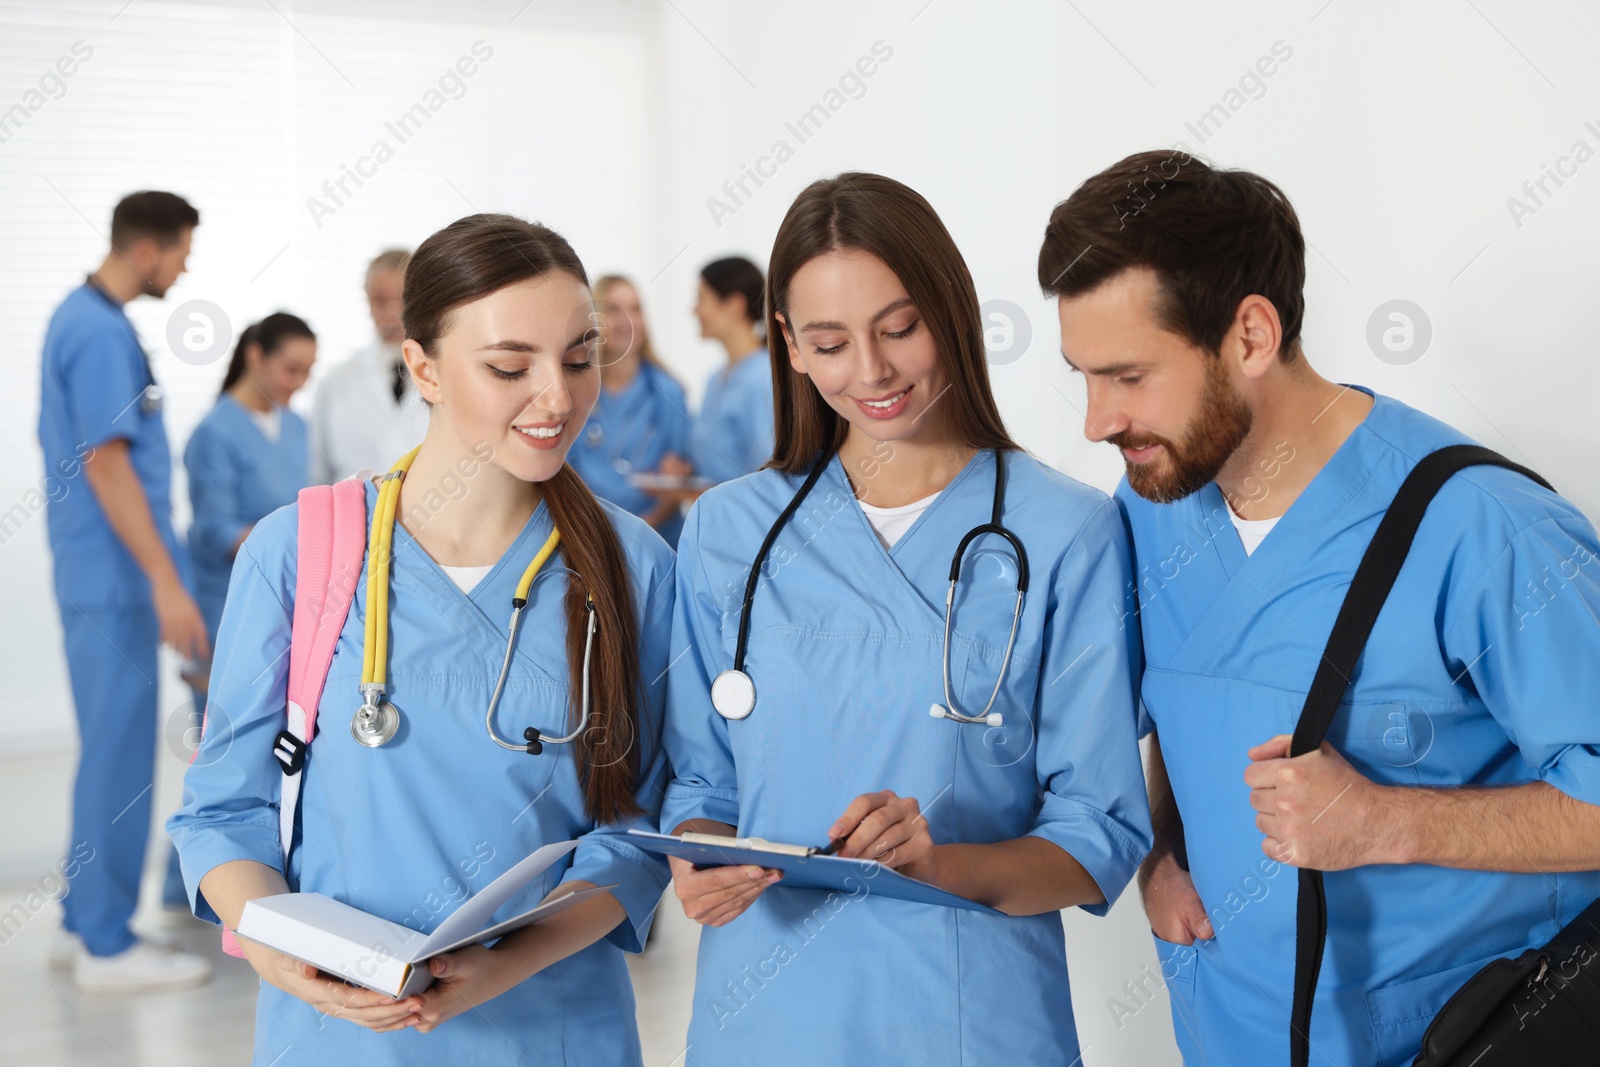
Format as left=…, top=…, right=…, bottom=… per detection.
left=351, top=447, right=597, bottom=754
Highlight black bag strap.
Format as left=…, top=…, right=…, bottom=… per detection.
left=1289, top=444, right=1553, bottom=1067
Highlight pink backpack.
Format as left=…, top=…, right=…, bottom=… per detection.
left=213, top=479, right=368, bottom=956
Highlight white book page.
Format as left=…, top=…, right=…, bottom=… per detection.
left=414, top=839, right=578, bottom=955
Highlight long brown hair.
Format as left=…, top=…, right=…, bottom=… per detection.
left=766, top=172, right=1019, bottom=474
left=403, top=214, right=644, bottom=823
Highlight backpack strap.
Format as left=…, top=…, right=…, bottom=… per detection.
left=1288, top=444, right=1553, bottom=1067
left=275, top=480, right=368, bottom=867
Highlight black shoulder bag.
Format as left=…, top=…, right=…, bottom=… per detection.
left=1287, top=444, right=1600, bottom=1066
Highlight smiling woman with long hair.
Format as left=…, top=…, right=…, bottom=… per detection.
left=171, top=214, right=675, bottom=1065
left=660, top=173, right=1152, bottom=1065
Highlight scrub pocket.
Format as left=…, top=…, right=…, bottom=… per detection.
left=1366, top=951, right=1513, bottom=1065
left=1152, top=933, right=1199, bottom=999
left=1152, top=933, right=1206, bottom=1062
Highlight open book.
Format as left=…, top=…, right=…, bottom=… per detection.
left=235, top=840, right=614, bottom=998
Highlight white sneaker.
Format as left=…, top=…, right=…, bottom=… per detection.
left=50, top=929, right=82, bottom=971
left=74, top=939, right=212, bottom=993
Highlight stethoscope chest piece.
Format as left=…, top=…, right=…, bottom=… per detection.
left=351, top=701, right=400, bottom=747
left=711, top=669, right=756, bottom=721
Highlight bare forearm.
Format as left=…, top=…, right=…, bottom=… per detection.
left=1144, top=731, right=1186, bottom=870
left=928, top=837, right=1103, bottom=916
left=487, top=882, right=625, bottom=981
left=1385, top=781, right=1600, bottom=872
left=198, top=859, right=290, bottom=930
left=83, top=441, right=180, bottom=584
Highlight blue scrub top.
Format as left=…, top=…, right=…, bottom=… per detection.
left=37, top=280, right=184, bottom=606
left=1119, top=389, right=1600, bottom=1067
left=169, top=483, right=676, bottom=1066
left=568, top=362, right=694, bottom=546
left=663, top=450, right=1152, bottom=1066
left=688, top=349, right=774, bottom=485
left=183, top=395, right=312, bottom=642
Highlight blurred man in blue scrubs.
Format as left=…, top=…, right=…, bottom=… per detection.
left=38, top=190, right=213, bottom=992
left=1040, top=152, right=1600, bottom=1065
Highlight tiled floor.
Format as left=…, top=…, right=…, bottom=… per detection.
left=0, top=881, right=700, bottom=1066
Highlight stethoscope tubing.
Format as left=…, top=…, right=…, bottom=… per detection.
left=720, top=448, right=1029, bottom=724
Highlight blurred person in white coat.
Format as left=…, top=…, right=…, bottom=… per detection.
left=310, top=248, right=429, bottom=482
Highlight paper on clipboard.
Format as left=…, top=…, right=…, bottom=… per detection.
left=626, top=829, right=1001, bottom=914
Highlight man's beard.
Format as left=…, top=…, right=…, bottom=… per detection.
left=1112, top=357, right=1252, bottom=504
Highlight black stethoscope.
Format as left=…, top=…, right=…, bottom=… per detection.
left=709, top=449, right=1030, bottom=725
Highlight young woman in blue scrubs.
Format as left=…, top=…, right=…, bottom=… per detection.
left=661, top=174, right=1152, bottom=1066
left=567, top=274, right=693, bottom=545
left=183, top=312, right=316, bottom=687
left=170, top=214, right=675, bottom=1065
left=684, top=256, right=774, bottom=484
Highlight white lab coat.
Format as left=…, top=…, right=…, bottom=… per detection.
left=308, top=338, right=430, bottom=483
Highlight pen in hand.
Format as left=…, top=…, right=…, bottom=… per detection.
left=814, top=835, right=846, bottom=857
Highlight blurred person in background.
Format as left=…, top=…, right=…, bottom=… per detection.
left=568, top=274, right=694, bottom=546
left=679, top=256, right=774, bottom=487
left=37, top=189, right=212, bottom=992
left=182, top=311, right=316, bottom=697
left=310, top=248, right=427, bottom=482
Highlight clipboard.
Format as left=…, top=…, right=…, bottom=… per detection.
left=626, top=829, right=1001, bottom=914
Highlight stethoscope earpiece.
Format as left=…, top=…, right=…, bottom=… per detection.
left=929, top=703, right=1004, bottom=728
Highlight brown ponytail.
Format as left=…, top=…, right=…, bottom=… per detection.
left=403, top=213, right=646, bottom=823
left=540, top=464, right=645, bottom=822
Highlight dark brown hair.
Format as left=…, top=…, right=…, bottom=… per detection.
left=403, top=213, right=644, bottom=823
left=219, top=312, right=314, bottom=396
left=110, top=190, right=199, bottom=250
left=766, top=172, right=1019, bottom=474
left=1037, top=150, right=1306, bottom=361
left=700, top=257, right=765, bottom=324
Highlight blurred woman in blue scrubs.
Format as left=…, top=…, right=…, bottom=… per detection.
left=661, top=174, right=1152, bottom=1066
left=183, top=312, right=316, bottom=687
left=567, top=275, right=693, bottom=546
left=170, top=214, right=675, bottom=1065
left=683, top=256, right=774, bottom=484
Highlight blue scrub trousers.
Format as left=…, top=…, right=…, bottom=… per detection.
left=57, top=600, right=159, bottom=957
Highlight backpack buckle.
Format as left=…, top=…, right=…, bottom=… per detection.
left=273, top=730, right=307, bottom=775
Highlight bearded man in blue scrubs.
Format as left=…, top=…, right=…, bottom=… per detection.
left=1038, top=151, right=1600, bottom=1065
left=38, top=190, right=212, bottom=992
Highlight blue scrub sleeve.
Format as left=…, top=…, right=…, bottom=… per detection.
left=184, top=425, right=251, bottom=563
left=60, top=322, right=145, bottom=450
left=166, top=529, right=295, bottom=923
left=661, top=504, right=743, bottom=830
left=729, top=369, right=776, bottom=477
left=1027, top=499, right=1154, bottom=916
left=559, top=563, right=676, bottom=953
left=1446, top=513, right=1600, bottom=806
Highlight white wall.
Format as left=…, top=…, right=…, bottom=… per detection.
left=0, top=0, right=660, bottom=753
